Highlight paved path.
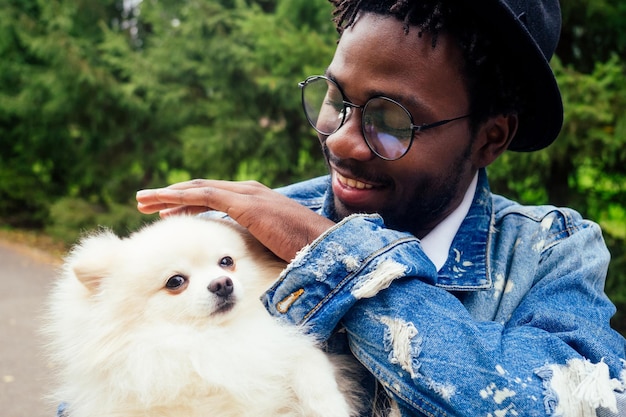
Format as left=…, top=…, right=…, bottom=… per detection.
left=0, top=239, right=61, bottom=417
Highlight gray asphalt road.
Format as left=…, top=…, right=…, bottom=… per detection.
left=0, top=239, right=60, bottom=417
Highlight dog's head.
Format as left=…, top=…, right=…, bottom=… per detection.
left=64, top=216, right=286, bottom=328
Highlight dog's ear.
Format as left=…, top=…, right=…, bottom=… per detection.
left=67, top=229, right=122, bottom=292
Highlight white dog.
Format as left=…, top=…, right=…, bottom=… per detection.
left=43, top=216, right=364, bottom=417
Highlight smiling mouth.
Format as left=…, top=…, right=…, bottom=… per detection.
left=335, top=171, right=374, bottom=190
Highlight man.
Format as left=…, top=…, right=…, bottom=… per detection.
left=137, top=1, right=626, bottom=415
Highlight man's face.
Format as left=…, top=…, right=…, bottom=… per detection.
left=321, top=13, right=480, bottom=238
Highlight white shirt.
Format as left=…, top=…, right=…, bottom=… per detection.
left=419, top=172, right=478, bottom=271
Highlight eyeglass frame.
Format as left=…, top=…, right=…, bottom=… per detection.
left=298, top=75, right=472, bottom=161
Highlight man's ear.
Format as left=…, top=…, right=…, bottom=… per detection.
left=472, top=113, right=518, bottom=168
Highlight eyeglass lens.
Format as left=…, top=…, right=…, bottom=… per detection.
left=301, top=77, right=414, bottom=160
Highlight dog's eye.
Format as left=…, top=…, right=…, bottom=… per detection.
left=165, top=275, right=187, bottom=290
left=219, top=256, right=234, bottom=269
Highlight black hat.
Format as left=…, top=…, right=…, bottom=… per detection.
left=488, top=0, right=563, bottom=151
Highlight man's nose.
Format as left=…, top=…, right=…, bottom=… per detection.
left=324, top=108, right=375, bottom=161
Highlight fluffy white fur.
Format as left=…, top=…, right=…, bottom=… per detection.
left=43, top=216, right=363, bottom=417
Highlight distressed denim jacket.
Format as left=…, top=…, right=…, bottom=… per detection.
left=264, top=169, right=626, bottom=417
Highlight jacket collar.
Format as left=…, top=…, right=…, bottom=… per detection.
left=436, top=168, right=493, bottom=290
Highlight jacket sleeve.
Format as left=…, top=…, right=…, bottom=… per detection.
left=262, top=213, right=626, bottom=417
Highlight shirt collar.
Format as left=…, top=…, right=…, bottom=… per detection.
left=420, top=172, right=478, bottom=271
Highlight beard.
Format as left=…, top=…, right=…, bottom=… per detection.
left=377, top=173, right=463, bottom=235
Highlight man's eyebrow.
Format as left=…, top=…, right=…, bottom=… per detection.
left=323, top=69, right=341, bottom=87
left=325, top=68, right=436, bottom=118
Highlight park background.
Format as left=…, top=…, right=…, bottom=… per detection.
left=0, top=0, right=624, bottom=335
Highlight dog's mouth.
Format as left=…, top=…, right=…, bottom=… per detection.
left=212, top=297, right=236, bottom=315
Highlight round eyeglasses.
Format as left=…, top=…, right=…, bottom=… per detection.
left=299, top=75, right=471, bottom=161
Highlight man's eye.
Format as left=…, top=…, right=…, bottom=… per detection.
left=326, top=99, right=344, bottom=112
left=165, top=275, right=187, bottom=289
left=324, top=89, right=344, bottom=111
left=219, top=256, right=234, bottom=268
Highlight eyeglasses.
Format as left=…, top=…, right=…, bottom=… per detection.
left=299, top=75, right=471, bottom=161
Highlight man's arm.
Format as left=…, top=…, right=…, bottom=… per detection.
left=263, top=214, right=626, bottom=416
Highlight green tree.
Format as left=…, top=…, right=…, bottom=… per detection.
left=557, top=0, right=626, bottom=72
left=0, top=0, right=169, bottom=230
left=134, top=0, right=336, bottom=187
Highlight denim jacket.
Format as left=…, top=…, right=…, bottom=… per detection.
left=264, top=169, right=626, bottom=417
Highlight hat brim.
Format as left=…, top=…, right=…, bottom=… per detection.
left=482, top=1, right=563, bottom=152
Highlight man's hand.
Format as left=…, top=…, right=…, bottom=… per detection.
left=136, top=179, right=335, bottom=262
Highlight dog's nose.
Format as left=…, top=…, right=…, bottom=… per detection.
left=208, top=276, right=233, bottom=297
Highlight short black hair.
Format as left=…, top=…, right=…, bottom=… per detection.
left=330, top=0, right=527, bottom=134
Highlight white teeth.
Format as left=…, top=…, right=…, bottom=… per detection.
left=336, top=172, right=373, bottom=190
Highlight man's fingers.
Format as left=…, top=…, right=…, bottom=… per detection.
left=159, top=206, right=213, bottom=218
left=136, top=200, right=173, bottom=214
left=137, top=180, right=265, bottom=208
left=160, top=179, right=265, bottom=192
left=136, top=187, right=213, bottom=209
left=137, top=185, right=254, bottom=220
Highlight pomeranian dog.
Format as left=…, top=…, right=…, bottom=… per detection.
left=43, top=216, right=364, bottom=417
